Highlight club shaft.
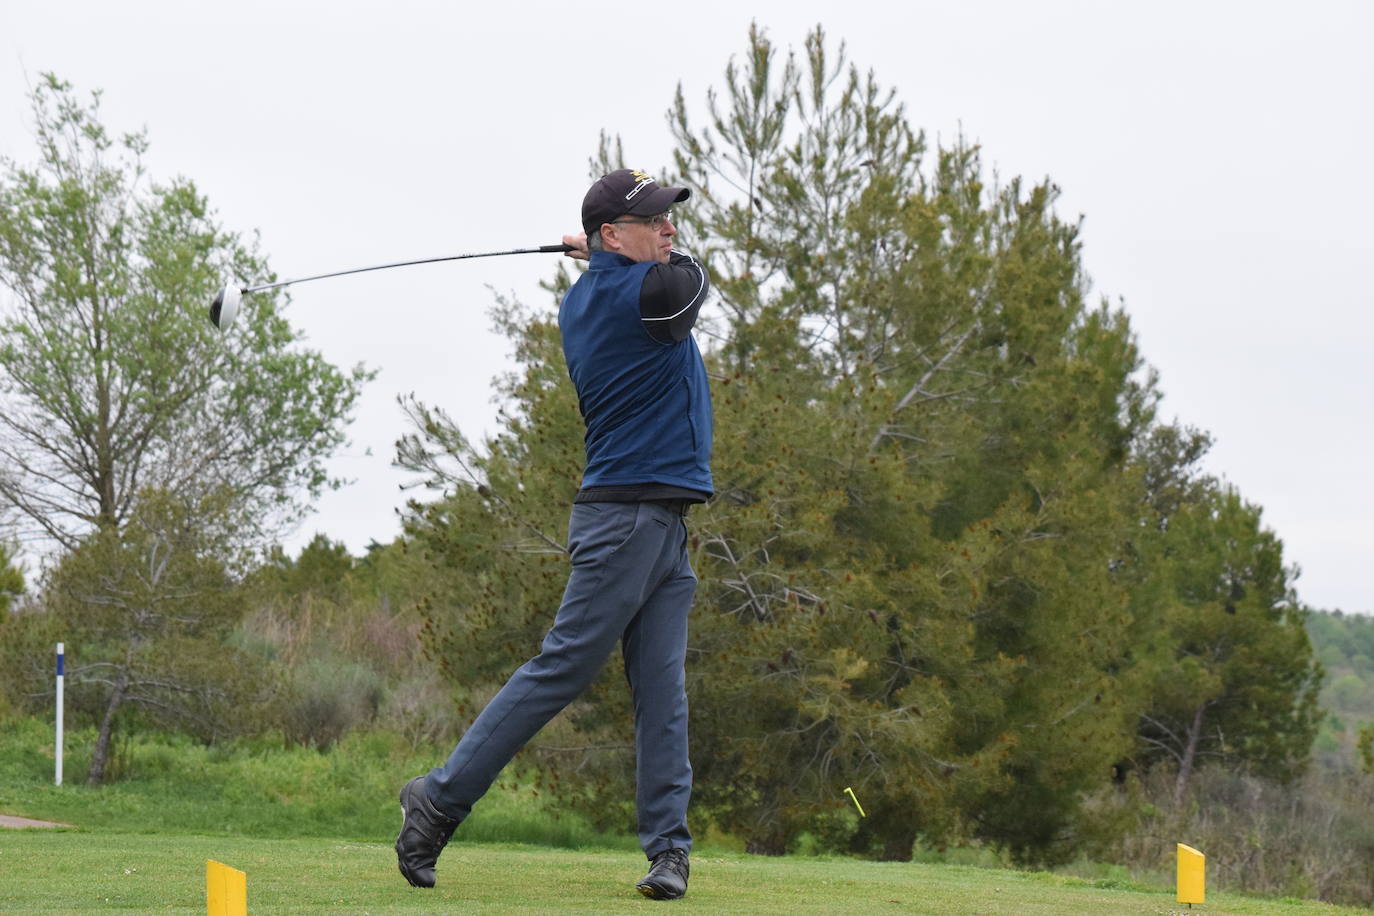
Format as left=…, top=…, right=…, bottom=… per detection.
left=242, top=243, right=574, bottom=294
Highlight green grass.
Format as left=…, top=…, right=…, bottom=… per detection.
left=0, top=718, right=631, bottom=849
left=0, top=830, right=1367, bottom=914
left=0, top=718, right=1364, bottom=913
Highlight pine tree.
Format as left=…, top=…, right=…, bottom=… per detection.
left=401, top=26, right=1160, bottom=864
left=1136, top=482, right=1321, bottom=800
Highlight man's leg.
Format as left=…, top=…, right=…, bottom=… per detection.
left=425, top=502, right=681, bottom=820
left=398, top=502, right=683, bottom=887
left=622, top=510, right=696, bottom=858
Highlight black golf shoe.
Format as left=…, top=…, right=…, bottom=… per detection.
left=636, top=847, right=690, bottom=900
left=395, top=776, right=460, bottom=888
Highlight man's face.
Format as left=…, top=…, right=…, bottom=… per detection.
left=604, top=211, right=676, bottom=264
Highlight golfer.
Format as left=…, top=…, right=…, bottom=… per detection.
left=396, top=169, right=711, bottom=901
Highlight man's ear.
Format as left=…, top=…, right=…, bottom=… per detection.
left=600, top=222, right=622, bottom=253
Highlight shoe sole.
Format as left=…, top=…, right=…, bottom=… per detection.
left=636, top=882, right=685, bottom=900
left=397, top=861, right=425, bottom=888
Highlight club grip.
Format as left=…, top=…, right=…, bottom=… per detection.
left=539, top=244, right=576, bottom=253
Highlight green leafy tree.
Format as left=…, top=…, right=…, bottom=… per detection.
left=0, top=75, right=370, bottom=550
left=0, top=76, right=369, bottom=775
left=257, top=533, right=358, bottom=607
left=46, top=489, right=270, bottom=782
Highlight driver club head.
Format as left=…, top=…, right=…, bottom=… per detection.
left=209, top=284, right=242, bottom=331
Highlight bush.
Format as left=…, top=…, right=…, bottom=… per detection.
left=378, top=674, right=463, bottom=750
left=1330, top=673, right=1369, bottom=710
left=234, top=555, right=455, bottom=750
left=1102, top=762, right=1374, bottom=906
left=281, top=656, right=384, bottom=750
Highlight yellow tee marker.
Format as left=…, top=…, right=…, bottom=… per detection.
left=844, top=786, right=866, bottom=817
left=1176, top=843, right=1205, bottom=906
left=207, top=859, right=247, bottom=916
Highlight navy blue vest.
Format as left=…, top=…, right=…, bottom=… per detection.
left=559, top=251, right=713, bottom=494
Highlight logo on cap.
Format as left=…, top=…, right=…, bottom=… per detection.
left=625, top=169, right=656, bottom=201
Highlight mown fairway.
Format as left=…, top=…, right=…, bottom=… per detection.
left=0, top=829, right=1367, bottom=915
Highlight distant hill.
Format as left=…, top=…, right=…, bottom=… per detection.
left=1306, top=609, right=1374, bottom=757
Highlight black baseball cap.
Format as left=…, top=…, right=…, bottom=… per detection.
left=581, top=169, right=690, bottom=235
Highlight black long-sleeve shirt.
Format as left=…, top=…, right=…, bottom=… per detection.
left=639, top=249, right=709, bottom=344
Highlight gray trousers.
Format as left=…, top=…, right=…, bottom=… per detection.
left=426, top=500, right=696, bottom=857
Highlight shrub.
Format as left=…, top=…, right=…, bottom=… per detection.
left=1103, top=762, right=1374, bottom=906
left=281, top=656, right=384, bottom=750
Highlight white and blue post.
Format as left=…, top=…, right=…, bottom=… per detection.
left=55, top=642, right=64, bottom=786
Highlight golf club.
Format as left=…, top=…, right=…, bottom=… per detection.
left=209, top=242, right=575, bottom=330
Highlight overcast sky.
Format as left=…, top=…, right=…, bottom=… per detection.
left=3, top=1, right=1370, bottom=613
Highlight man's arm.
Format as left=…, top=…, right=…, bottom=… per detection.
left=640, top=250, right=709, bottom=344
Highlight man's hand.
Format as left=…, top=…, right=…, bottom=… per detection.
left=562, top=233, right=590, bottom=261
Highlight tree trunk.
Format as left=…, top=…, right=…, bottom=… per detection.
left=744, top=810, right=790, bottom=856
left=878, top=827, right=916, bottom=862
left=1173, top=703, right=1207, bottom=805
left=87, top=667, right=129, bottom=785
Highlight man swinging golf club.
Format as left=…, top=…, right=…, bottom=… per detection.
left=395, top=169, right=712, bottom=900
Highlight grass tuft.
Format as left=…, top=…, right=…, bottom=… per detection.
left=0, top=718, right=631, bottom=849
